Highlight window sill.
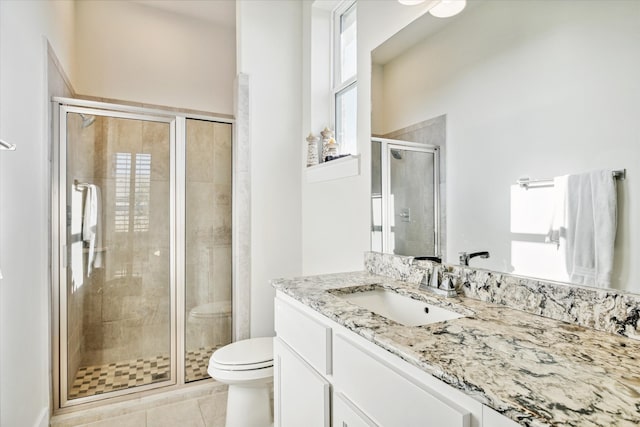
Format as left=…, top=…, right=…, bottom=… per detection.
left=306, top=154, right=360, bottom=183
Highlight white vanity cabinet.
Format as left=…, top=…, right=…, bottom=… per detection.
left=333, top=391, right=378, bottom=427
left=274, top=292, right=522, bottom=427
left=333, top=333, right=473, bottom=426
left=274, top=297, right=332, bottom=427
left=483, top=406, right=521, bottom=427
left=273, top=338, right=330, bottom=427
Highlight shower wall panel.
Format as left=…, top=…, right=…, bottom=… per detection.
left=185, top=119, right=232, bottom=382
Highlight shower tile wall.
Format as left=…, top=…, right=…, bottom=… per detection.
left=185, top=119, right=232, bottom=381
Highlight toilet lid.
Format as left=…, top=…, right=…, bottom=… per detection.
left=210, top=337, right=273, bottom=369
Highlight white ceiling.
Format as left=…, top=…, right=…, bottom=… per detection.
left=130, top=0, right=236, bottom=27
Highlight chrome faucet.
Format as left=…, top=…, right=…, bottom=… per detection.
left=419, top=266, right=458, bottom=298
left=459, top=251, right=490, bottom=266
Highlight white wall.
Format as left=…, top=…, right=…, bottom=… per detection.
left=301, top=1, right=435, bottom=275
left=0, top=1, right=76, bottom=426
left=74, top=0, right=236, bottom=115
left=376, top=1, right=640, bottom=291
left=237, top=0, right=303, bottom=337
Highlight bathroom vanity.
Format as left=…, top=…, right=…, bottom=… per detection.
left=271, top=254, right=640, bottom=427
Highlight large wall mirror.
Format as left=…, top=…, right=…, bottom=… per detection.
left=371, top=0, right=639, bottom=292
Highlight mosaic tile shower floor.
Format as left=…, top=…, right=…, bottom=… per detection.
left=69, top=347, right=216, bottom=399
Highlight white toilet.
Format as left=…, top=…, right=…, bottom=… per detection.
left=208, top=337, right=274, bottom=427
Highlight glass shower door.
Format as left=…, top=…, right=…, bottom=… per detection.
left=62, top=110, right=175, bottom=404
left=184, top=119, right=232, bottom=382
left=387, top=145, right=437, bottom=256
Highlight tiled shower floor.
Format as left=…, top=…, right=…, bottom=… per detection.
left=69, top=347, right=216, bottom=399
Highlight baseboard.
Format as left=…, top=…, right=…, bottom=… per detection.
left=34, top=407, right=49, bottom=427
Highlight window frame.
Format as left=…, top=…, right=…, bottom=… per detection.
left=331, top=0, right=357, bottom=156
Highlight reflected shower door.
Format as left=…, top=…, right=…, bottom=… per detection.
left=375, top=141, right=440, bottom=257
left=388, top=145, right=437, bottom=256
left=184, top=119, right=232, bottom=382
left=63, top=110, right=174, bottom=404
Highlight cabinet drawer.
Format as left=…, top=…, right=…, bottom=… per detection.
left=483, top=406, right=520, bottom=427
left=334, top=334, right=470, bottom=427
left=333, top=392, right=378, bottom=427
left=274, top=296, right=331, bottom=375
left=274, top=338, right=330, bottom=427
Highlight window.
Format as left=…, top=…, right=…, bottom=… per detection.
left=333, top=1, right=357, bottom=156
left=114, top=152, right=151, bottom=233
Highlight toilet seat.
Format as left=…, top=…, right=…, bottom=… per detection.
left=209, top=336, right=273, bottom=371
left=189, top=301, right=231, bottom=320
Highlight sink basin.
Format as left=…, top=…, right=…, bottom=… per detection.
left=337, top=288, right=464, bottom=327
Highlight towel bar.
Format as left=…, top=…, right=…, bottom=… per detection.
left=0, top=139, right=16, bottom=151
left=517, top=169, right=625, bottom=190
left=74, top=179, right=91, bottom=190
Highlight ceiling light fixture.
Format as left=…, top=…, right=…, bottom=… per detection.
left=428, top=0, right=466, bottom=18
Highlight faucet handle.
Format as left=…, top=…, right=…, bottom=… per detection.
left=440, top=272, right=456, bottom=290
left=459, top=252, right=469, bottom=266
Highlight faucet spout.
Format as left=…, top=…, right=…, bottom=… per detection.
left=429, top=266, right=441, bottom=289
left=459, top=251, right=490, bottom=266
left=419, top=266, right=458, bottom=298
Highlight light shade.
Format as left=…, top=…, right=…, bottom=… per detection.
left=398, top=0, right=426, bottom=5
left=429, top=0, right=466, bottom=18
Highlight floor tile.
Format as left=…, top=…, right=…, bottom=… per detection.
left=198, top=392, right=227, bottom=427
left=146, top=399, right=205, bottom=427
left=78, top=411, right=146, bottom=427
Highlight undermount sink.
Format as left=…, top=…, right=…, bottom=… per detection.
left=336, top=287, right=465, bottom=327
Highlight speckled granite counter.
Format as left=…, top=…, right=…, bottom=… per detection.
left=271, top=271, right=640, bottom=427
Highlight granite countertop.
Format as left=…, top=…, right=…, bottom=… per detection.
left=271, top=271, right=640, bottom=427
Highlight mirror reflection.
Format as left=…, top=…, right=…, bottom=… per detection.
left=371, top=137, right=441, bottom=257
left=371, top=0, right=639, bottom=292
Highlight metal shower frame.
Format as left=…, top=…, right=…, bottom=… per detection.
left=52, top=97, right=234, bottom=410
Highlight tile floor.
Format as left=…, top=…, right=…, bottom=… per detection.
left=51, top=382, right=229, bottom=427
left=68, top=347, right=215, bottom=400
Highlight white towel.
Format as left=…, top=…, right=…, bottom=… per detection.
left=547, top=170, right=617, bottom=287
left=83, top=184, right=103, bottom=276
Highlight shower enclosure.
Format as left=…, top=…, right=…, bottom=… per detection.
left=371, top=138, right=441, bottom=257
left=53, top=99, right=233, bottom=408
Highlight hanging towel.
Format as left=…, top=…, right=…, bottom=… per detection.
left=547, top=170, right=617, bottom=287
left=83, top=184, right=103, bottom=276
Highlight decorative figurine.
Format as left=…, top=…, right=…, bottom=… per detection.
left=321, top=127, right=334, bottom=162
left=325, top=137, right=339, bottom=160
left=306, top=132, right=319, bottom=167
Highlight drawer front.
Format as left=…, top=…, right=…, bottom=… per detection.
left=483, top=406, right=520, bottom=427
left=333, top=392, right=378, bottom=427
left=274, top=296, right=331, bottom=375
left=334, top=334, right=470, bottom=427
left=274, top=338, right=330, bottom=427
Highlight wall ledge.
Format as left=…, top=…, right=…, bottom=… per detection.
left=306, top=154, right=360, bottom=183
